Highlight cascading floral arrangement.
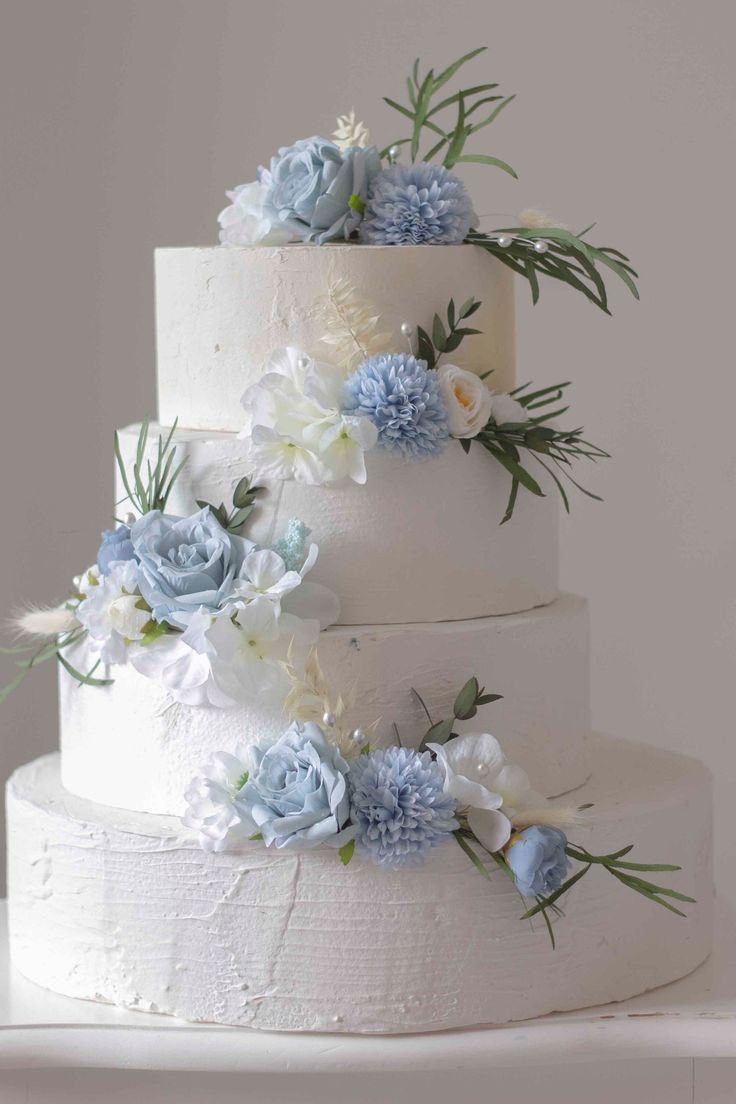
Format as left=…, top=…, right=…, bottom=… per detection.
left=1, top=421, right=339, bottom=706
left=241, top=284, right=608, bottom=521
left=218, top=46, right=638, bottom=314
left=183, top=656, right=693, bottom=948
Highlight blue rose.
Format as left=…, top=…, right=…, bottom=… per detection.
left=265, top=136, right=381, bottom=244
left=235, top=723, right=353, bottom=850
left=96, top=524, right=136, bottom=575
left=130, top=507, right=254, bottom=629
left=506, top=826, right=570, bottom=898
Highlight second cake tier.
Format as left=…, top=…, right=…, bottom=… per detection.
left=60, top=594, right=591, bottom=816
left=115, top=423, right=559, bottom=626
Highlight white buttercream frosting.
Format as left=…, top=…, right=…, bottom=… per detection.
left=155, top=245, right=516, bottom=433
left=7, top=738, right=713, bottom=1034
left=59, top=595, right=591, bottom=816
left=114, top=422, right=559, bottom=626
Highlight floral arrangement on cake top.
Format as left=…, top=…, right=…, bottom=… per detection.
left=218, top=47, right=638, bottom=315
left=241, top=283, right=607, bottom=521
left=184, top=655, right=693, bottom=948
left=1, top=422, right=338, bottom=706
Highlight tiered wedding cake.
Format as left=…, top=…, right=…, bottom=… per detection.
left=5, top=52, right=713, bottom=1034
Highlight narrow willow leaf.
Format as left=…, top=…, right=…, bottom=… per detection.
left=454, top=831, right=494, bottom=880
left=467, top=94, right=516, bottom=134
left=427, top=83, right=500, bottom=119
left=521, top=863, right=591, bottom=919
left=454, top=153, right=517, bottom=178
left=443, top=92, right=467, bottom=168
left=432, top=46, right=487, bottom=93
left=490, top=448, right=544, bottom=496
left=500, top=476, right=520, bottom=525
left=57, top=652, right=114, bottom=687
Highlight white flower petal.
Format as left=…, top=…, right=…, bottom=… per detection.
left=468, top=807, right=512, bottom=854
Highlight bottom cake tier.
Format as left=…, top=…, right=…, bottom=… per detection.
left=7, top=734, right=713, bottom=1035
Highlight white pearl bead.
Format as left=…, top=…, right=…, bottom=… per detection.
left=297, top=356, right=310, bottom=370
left=533, top=239, right=549, bottom=254
left=400, top=322, right=414, bottom=337
left=322, top=711, right=336, bottom=728
left=476, top=763, right=489, bottom=777
left=388, top=145, right=401, bottom=163
left=350, top=728, right=365, bottom=746
left=496, top=234, right=513, bottom=249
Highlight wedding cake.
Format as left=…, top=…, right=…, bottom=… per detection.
left=5, top=50, right=712, bottom=1034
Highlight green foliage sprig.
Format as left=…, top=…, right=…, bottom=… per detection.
left=0, top=625, right=112, bottom=704
left=468, top=228, right=639, bottom=314
left=115, top=417, right=186, bottom=517
left=197, top=475, right=264, bottom=534
left=380, top=47, right=517, bottom=176
left=416, top=296, right=482, bottom=370
left=472, top=380, right=609, bottom=524
left=414, top=676, right=502, bottom=750
left=420, top=675, right=694, bottom=948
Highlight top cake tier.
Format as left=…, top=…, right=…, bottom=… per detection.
left=155, top=245, right=516, bottom=432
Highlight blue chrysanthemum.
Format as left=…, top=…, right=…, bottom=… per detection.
left=359, top=163, right=477, bottom=246
left=348, top=746, right=458, bottom=869
left=343, top=353, right=449, bottom=458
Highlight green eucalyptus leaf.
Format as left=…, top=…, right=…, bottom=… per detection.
left=431, top=313, right=447, bottom=351
left=424, top=717, right=454, bottom=745
left=232, top=476, right=254, bottom=509
left=453, top=676, right=480, bottom=720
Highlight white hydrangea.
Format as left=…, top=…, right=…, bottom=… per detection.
left=242, top=347, right=377, bottom=485
left=182, top=748, right=255, bottom=852
left=218, top=179, right=293, bottom=246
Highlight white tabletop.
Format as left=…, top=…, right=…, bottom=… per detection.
left=1, top=898, right=735, bottom=1073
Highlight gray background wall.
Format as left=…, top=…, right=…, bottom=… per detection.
left=0, top=0, right=733, bottom=891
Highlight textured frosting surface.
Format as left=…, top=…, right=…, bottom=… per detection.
left=155, top=245, right=516, bottom=432
left=115, top=422, right=559, bottom=625
left=59, top=594, right=591, bottom=816
left=8, top=738, right=713, bottom=1034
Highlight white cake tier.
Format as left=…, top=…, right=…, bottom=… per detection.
left=115, top=422, right=559, bottom=625
left=7, top=737, right=713, bottom=1034
left=155, top=245, right=516, bottom=433
left=60, top=594, right=591, bottom=816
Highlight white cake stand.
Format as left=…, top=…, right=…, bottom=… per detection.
left=1, top=898, right=735, bottom=1103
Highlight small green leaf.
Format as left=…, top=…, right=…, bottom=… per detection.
left=249, top=832, right=264, bottom=842
left=424, top=717, right=454, bottom=745
left=229, top=505, right=254, bottom=530
left=232, top=476, right=253, bottom=509
left=348, top=193, right=365, bottom=216
left=453, top=676, right=480, bottom=720
left=431, top=313, right=447, bottom=352
left=339, top=839, right=356, bottom=866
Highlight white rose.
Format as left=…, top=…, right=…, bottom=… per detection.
left=437, top=364, right=493, bottom=439
left=107, top=594, right=149, bottom=643
left=218, top=180, right=292, bottom=247
left=492, top=392, right=529, bottom=426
